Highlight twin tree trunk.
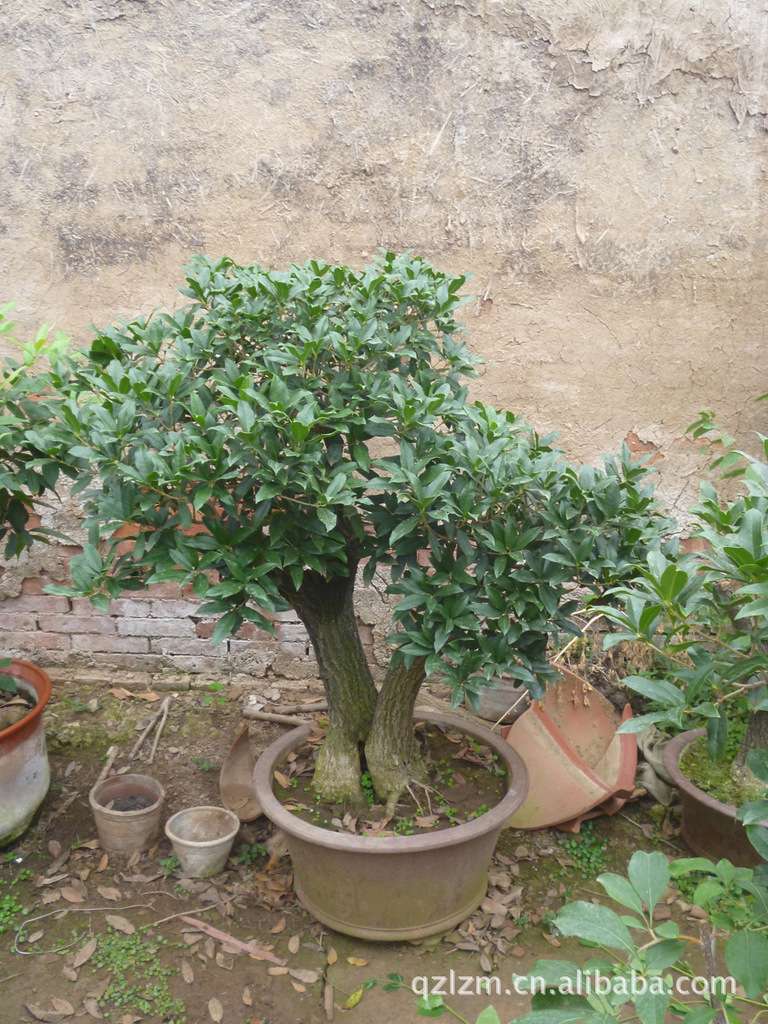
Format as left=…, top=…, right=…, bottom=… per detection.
left=283, top=568, right=429, bottom=814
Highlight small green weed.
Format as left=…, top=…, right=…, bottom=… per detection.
left=237, top=842, right=268, bottom=865
left=193, top=755, right=220, bottom=772
left=361, top=771, right=375, bottom=805
left=558, top=820, right=610, bottom=878
left=0, top=892, right=26, bottom=934
left=88, top=926, right=186, bottom=1023
left=159, top=855, right=180, bottom=876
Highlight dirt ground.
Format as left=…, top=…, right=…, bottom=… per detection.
left=1, top=671, right=690, bottom=1024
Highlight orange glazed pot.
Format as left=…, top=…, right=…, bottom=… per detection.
left=0, top=660, right=52, bottom=845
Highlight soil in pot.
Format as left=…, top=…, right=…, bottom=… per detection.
left=273, top=721, right=508, bottom=838
left=679, top=735, right=763, bottom=806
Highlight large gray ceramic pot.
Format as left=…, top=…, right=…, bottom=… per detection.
left=663, top=728, right=765, bottom=868
left=252, top=711, right=529, bottom=941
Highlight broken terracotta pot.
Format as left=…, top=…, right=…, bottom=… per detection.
left=502, top=664, right=636, bottom=833
left=219, top=724, right=262, bottom=821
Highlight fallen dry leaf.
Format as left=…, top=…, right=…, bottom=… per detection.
left=105, top=915, right=135, bottom=934
left=51, top=998, right=74, bottom=1014
left=347, top=956, right=368, bottom=966
left=291, top=980, right=306, bottom=993
left=215, top=952, right=235, bottom=970
left=268, top=966, right=289, bottom=976
left=42, top=889, right=61, bottom=905
left=62, top=966, right=78, bottom=982
left=109, top=687, right=132, bottom=700
left=97, top=886, right=121, bottom=902
left=289, top=968, right=319, bottom=984
left=287, top=934, right=300, bottom=955
left=73, top=936, right=98, bottom=969
left=25, top=1007, right=64, bottom=1022
left=208, top=996, right=223, bottom=1023
left=327, top=946, right=337, bottom=965
left=82, top=996, right=104, bottom=1018
left=61, top=885, right=86, bottom=904
left=96, top=853, right=109, bottom=873
left=181, top=960, right=194, bottom=984
left=242, top=986, right=252, bottom=1006
left=136, top=691, right=161, bottom=702
left=26, top=929, right=44, bottom=944
left=270, top=917, right=286, bottom=934
left=273, top=769, right=291, bottom=788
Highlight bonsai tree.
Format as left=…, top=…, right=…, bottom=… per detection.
left=593, top=435, right=768, bottom=857
left=31, top=253, right=670, bottom=811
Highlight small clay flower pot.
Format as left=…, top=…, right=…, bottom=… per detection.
left=165, top=806, right=240, bottom=877
left=89, top=773, right=165, bottom=855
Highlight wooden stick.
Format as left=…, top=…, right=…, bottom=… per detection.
left=129, top=708, right=163, bottom=760
left=95, top=745, right=119, bottom=785
left=272, top=701, right=328, bottom=715
left=179, top=915, right=287, bottom=966
left=242, top=708, right=314, bottom=725
left=147, top=696, right=171, bottom=764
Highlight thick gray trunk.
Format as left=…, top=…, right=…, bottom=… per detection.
left=365, top=656, right=429, bottom=816
left=284, top=569, right=378, bottom=810
left=732, top=708, right=768, bottom=785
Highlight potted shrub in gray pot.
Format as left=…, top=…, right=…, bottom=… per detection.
left=29, top=253, right=671, bottom=934
left=593, top=430, right=768, bottom=866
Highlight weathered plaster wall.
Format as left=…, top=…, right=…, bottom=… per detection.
left=1, top=0, right=766, bottom=676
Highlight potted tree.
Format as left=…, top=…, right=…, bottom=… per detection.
left=0, top=304, right=68, bottom=844
left=29, top=253, right=670, bottom=930
left=592, top=435, right=768, bottom=865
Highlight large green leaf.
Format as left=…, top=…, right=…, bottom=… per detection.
left=725, top=928, right=768, bottom=997
left=554, top=901, right=635, bottom=952
left=627, top=851, right=669, bottom=915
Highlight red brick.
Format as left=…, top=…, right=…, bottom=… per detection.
left=0, top=612, right=38, bottom=631
left=165, top=655, right=225, bottom=673
left=3, top=631, right=72, bottom=651
left=21, top=578, right=52, bottom=595
left=144, top=582, right=185, bottom=599
left=148, top=638, right=225, bottom=656
left=38, top=614, right=116, bottom=634
left=71, top=634, right=150, bottom=654
left=0, top=595, right=70, bottom=614
left=116, top=617, right=195, bottom=638
left=149, top=600, right=201, bottom=618
left=104, top=598, right=152, bottom=617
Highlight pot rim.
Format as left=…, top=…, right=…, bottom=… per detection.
left=165, top=805, right=241, bottom=847
left=0, top=659, right=52, bottom=740
left=253, top=710, right=529, bottom=853
left=663, top=728, right=766, bottom=822
left=88, top=773, right=165, bottom=817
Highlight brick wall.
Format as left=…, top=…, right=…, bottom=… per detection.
left=0, top=574, right=388, bottom=687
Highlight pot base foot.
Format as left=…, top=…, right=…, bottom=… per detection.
left=294, top=877, right=487, bottom=941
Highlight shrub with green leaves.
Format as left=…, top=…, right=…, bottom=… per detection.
left=28, top=252, right=671, bottom=811
left=0, top=302, right=69, bottom=557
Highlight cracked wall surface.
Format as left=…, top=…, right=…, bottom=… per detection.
left=1, top=0, right=766, bottom=673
